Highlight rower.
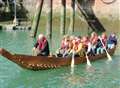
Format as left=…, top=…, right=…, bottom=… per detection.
left=96, top=32, right=107, bottom=54
left=56, top=35, right=70, bottom=57
left=33, top=34, right=50, bottom=56
left=107, top=33, right=117, bottom=49
left=85, top=32, right=98, bottom=56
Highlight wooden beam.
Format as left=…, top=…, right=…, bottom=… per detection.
left=71, top=0, right=76, bottom=33
left=46, top=0, right=53, bottom=39
left=60, top=0, right=66, bottom=35
left=69, top=0, right=76, bottom=34
left=31, top=0, right=44, bottom=38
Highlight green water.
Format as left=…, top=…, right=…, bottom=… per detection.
left=0, top=21, right=120, bottom=88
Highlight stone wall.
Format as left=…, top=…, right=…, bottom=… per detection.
left=23, top=0, right=119, bottom=19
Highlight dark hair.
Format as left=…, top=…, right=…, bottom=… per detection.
left=78, top=36, right=82, bottom=39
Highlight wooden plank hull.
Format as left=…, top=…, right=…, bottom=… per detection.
left=0, top=47, right=116, bottom=70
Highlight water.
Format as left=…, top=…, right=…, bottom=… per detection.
left=0, top=26, right=120, bottom=88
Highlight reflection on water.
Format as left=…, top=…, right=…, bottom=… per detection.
left=85, top=65, right=96, bottom=73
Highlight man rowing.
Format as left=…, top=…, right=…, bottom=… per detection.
left=107, top=33, right=117, bottom=49
left=32, top=34, right=50, bottom=56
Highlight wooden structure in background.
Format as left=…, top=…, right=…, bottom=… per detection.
left=60, top=0, right=66, bottom=35
left=46, top=0, right=53, bottom=39
left=31, top=0, right=44, bottom=38
left=31, top=0, right=106, bottom=38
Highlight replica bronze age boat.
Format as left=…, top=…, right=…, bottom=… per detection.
left=0, top=47, right=116, bottom=70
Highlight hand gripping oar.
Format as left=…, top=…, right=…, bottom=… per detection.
left=99, top=37, right=112, bottom=61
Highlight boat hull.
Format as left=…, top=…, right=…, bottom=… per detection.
left=0, top=47, right=116, bottom=70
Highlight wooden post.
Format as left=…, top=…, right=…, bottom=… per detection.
left=46, top=0, right=53, bottom=39
left=60, top=0, right=66, bottom=35
left=31, top=0, right=44, bottom=38
left=69, top=0, right=76, bottom=34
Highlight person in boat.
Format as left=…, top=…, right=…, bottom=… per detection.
left=33, top=34, right=50, bottom=56
left=82, top=36, right=90, bottom=51
left=107, top=33, right=117, bottom=49
left=81, top=36, right=93, bottom=56
left=73, top=36, right=85, bottom=57
left=56, top=35, right=70, bottom=57
left=63, top=36, right=73, bottom=57
left=96, top=32, right=107, bottom=54
left=86, top=32, right=98, bottom=56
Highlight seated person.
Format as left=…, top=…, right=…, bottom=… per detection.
left=89, top=32, right=98, bottom=55
left=82, top=35, right=96, bottom=56
left=96, top=32, right=107, bottom=54
left=107, top=33, right=117, bottom=49
left=32, top=34, right=49, bottom=56
left=56, top=35, right=70, bottom=57
left=74, top=39, right=85, bottom=57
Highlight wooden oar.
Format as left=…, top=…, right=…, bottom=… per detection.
left=99, top=37, right=112, bottom=61
left=71, top=50, right=75, bottom=68
left=32, top=48, right=37, bottom=56
left=86, top=53, right=92, bottom=66
left=71, top=50, right=75, bottom=75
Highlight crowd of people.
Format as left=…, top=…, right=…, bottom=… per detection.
left=56, top=32, right=117, bottom=57
left=32, top=32, right=117, bottom=57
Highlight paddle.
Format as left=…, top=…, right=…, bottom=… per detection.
left=32, top=38, right=37, bottom=56
left=32, top=47, right=35, bottom=56
left=71, top=50, right=75, bottom=68
left=71, top=50, right=75, bottom=75
left=86, top=53, right=92, bottom=66
left=99, top=37, right=112, bottom=61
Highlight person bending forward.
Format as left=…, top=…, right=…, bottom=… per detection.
left=33, top=34, right=49, bottom=56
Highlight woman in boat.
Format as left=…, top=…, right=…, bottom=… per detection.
left=33, top=34, right=50, bottom=56
left=81, top=36, right=94, bottom=56
left=63, top=36, right=74, bottom=57
left=73, top=37, right=85, bottom=57
left=107, top=33, right=117, bottom=49
left=89, top=32, right=98, bottom=55
left=82, top=36, right=89, bottom=51
left=96, top=32, right=107, bottom=54
left=56, top=35, right=70, bottom=57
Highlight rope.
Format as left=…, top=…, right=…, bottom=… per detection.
left=101, top=0, right=117, bottom=4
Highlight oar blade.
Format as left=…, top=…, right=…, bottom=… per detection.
left=71, top=58, right=75, bottom=68
left=86, top=54, right=92, bottom=66
left=99, top=37, right=112, bottom=61
left=107, top=52, right=112, bottom=61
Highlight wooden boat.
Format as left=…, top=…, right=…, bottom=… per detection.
left=0, top=47, right=116, bottom=70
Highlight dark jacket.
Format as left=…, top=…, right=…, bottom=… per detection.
left=34, top=41, right=50, bottom=56
left=107, top=36, right=117, bottom=45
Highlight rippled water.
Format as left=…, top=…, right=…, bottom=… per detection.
left=0, top=28, right=120, bottom=88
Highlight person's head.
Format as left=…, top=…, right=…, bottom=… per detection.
left=63, top=35, right=69, bottom=41
left=38, top=34, right=44, bottom=41
left=101, top=32, right=107, bottom=39
left=91, top=32, right=97, bottom=38
left=64, top=35, right=70, bottom=42
left=75, top=36, right=81, bottom=43
left=77, top=36, right=82, bottom=39
left=72, top=39, right=77, bottom=45
left=110, top=33, right=116, bottom=38
left=82, top=36, right=88, bottom=42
